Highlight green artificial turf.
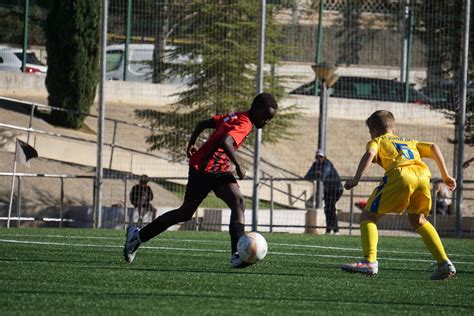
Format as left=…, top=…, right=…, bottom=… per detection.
left=0, top=228, right=473, bottom=315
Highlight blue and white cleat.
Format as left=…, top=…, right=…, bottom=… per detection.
left=123, top=226, right=141, bottom=264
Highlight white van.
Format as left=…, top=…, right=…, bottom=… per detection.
left=106, top=43, right=196, bottom=84
left=0, top=45, right=47, bottom=74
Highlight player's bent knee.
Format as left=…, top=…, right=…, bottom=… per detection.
left=408, top=213, right=426, bottom=229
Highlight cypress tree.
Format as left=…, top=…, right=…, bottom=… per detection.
left=45, top=0, right=100, bottom=128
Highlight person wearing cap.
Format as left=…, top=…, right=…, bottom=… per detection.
left=129, top=175, right=157, bottom=226
left=304, top=149, right=344, bottom=234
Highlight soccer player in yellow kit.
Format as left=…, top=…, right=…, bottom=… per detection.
left=342, top=110, right=457, bottom=280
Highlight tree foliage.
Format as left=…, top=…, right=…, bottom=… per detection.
left=0, top=3, right=48, bottom=46
left=135, top=0, right=299, bottom=161
left=45, top=0, right=100, bottom=129
left=416, top=1, right=473, bottom=145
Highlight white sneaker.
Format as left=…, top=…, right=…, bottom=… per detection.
left=123, top=226, right=141, bottom=264
left=431, top=260, right=456, bottom=280
left=230, top=252, right=252, bottom=269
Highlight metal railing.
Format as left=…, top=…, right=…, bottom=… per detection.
left=1, top=172, right=472, bottom=237
left=0, top=96, right=174, bottom=167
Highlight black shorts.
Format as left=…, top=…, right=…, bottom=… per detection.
left=184, top=167, right=237, bottom=203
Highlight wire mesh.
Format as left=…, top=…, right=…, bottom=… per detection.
left=0, top=0, right=473, bottom=237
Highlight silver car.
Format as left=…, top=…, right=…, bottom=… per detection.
left=0, top=45, right=47, bottom=74
left=106, top=43, right=198, bottom=84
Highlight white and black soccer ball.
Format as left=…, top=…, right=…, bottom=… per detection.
left=237, top=232, right=268, bottom=264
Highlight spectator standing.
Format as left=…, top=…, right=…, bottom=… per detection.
left=304, top=149, right=344, bottom=234
left=129, top=175, right=157, bottom=226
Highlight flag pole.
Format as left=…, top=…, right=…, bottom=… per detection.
left=7, top=140, right=19, bottom=228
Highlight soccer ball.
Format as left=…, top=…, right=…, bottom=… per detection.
left=237, top=232, right=268, bottom=264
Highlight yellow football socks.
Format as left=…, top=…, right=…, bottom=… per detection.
left=416, top=221, right=449, bottom=263
left=360, top=220, right=378, bottom=262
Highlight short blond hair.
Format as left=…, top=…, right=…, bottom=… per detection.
left=366, top=110, right=395, bottom=133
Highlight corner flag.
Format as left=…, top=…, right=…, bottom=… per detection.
left=8, top=139, right=38, bottom=228
left=15, top=139, right=38, bottom=166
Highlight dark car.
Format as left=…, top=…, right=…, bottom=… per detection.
left=419, top=81, right=474, bottom=109
left=290, top=76, right=429, bottom=104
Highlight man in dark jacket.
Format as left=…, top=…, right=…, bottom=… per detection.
left=304, top=149, right=343, bottom=234
left=130, top=175, right=157, bottom=226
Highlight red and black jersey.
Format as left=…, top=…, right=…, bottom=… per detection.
left=189, top=111, right=253, bottom=174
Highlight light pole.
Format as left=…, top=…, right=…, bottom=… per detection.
left=311, top=63, right=338, bottom=208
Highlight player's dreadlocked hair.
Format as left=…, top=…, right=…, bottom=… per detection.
left=251, top=93, right=278, bottom=110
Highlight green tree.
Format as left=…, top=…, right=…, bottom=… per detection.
left=0, top=3, right=48, bottom=45
left=136, top=0, right=298, bottom=161
left=45, top=0, right=100, bottom=129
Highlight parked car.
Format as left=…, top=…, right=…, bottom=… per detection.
left=0, top=45, right=47, bottom=74
left=419, top=81, right=474, bottom=109
left=289, top=76, right=429, bottom=104
left=106, top=43, right=198, bottom=84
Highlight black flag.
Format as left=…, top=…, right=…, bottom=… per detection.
left=15, top=139, right=38, bottom=166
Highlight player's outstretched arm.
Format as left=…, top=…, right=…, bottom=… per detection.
left=186, top=118, right=216, bottom=158
left=430, top=143, right=456, bottom=191
left=220, top=134, right=245, bottom=180
left=344, top=149, right=376, bottom=190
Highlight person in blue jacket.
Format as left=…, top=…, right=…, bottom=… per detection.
left=305, top=149, right=343, bottom=234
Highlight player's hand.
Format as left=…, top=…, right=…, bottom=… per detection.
left=443, top=176, right=456, bottom=191
left=186, top=144, right=197, bottom=158
left=236, top=165, right=246, bottom=180
left=344, top=178, right=359, bottom=190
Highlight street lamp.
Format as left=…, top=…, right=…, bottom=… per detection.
left=311, top=62, right=339, bottom=208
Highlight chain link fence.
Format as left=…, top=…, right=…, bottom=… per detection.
left=0, top=0, right=473, bottom=237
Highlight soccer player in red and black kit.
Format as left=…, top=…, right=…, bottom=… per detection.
left=124, top=93, right=278, bottom=268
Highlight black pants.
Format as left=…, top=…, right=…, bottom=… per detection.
left=139, top=168, right=245, bottom=253
left=324, top=189, right=343, bottom=233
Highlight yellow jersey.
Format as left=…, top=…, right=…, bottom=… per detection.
left=367, top=133, right=433, bottom=175
left=364, top=133, right=435, bottom=215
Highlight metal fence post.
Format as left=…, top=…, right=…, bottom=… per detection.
left=123, top=0, right=132, bottom=81
left=17, top=176, right=21, bottom=227
left=60, top=177, right=64, bottom=228
left=454, top=0, right=471, bottom=238
left=95, top=0, right=109, bottom=229
left=270, top=176, right=274, bottom=233
left=123, top=176, right=128, bottom=228
left=404, top=2, right=414, bottom=103
left=251, top=0, right=266, bottom=232
left=27, top=104, right=35, bottom=143
left=21, top=0, right=30, bottom=73
left=109, top=120, right=118, bottom=169
left=316, top=0, right=324, bottom=64
left=349, top=188, right=354, bottom=236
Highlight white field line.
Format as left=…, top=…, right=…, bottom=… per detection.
left=0, top=238, right=473, bottom=265
left=1, top=233, right=473, bottom=258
